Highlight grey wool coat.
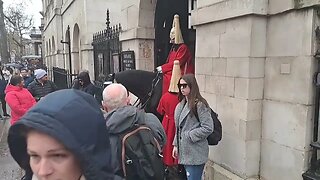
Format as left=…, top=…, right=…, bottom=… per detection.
left=173, top=99, right=214, bottom=165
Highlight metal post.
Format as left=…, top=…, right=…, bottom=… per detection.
left=67, top=26, right=72, bottom=75
left=60, top=25, right=72, bottom=87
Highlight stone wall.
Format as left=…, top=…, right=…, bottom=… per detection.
left=43, top=0, right=122, bottom=77
left=120, top=0, right=156, bottom=71
left=261, top=8, right=316, bottom=180
left=193, top=0, right=318, bottom=180
left=196, top=14, right=265, bottom=179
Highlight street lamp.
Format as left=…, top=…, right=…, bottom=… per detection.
left=60, top=25, right=72, bottom=77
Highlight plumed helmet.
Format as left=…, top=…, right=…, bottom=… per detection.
left=170, top=14, right=184, bottom=44
left=168, top=60, right=181, bottom=93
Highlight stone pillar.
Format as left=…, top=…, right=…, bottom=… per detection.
left=261, top=3, right=316, bottom=179
left=192, top=0, right=267, bottom=179
left=33, top=43, right=39, bottom=55
left=80, top=44, right=95, bottom=78
left=120, top=0, right=156, bottom=71
left=193, top=0, right=319, bottom=179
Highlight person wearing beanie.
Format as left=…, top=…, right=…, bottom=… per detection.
left=27, top=69, right=58, bottom=101
left=157, top=60, right=185, bottom=179
left=7, top=89, right=115, bottom=180
left=156, top=14, right=194, bottom=95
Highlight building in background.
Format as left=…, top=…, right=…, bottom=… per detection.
left=41, top=0, right=320, bottom=179
left=41, top=0, right=121, bottom=79
left=29, top=27, right=42, bottom=57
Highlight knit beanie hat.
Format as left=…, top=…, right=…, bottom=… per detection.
left=34, top=69, right=47, bottom=79
left=168, top=60, right=181, bottom=93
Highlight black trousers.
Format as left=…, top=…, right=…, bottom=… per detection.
left=0, top=94, right=7, bottom=116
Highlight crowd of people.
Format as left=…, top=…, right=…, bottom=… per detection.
left=5, top=14, right=215, bottom=180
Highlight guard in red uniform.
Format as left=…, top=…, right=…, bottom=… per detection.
left=157, top=60, right=181, bottom=178
left=157, top=15, right=194, bottom=94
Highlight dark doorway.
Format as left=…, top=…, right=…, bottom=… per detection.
left=154, top=0, right=196, bottom=68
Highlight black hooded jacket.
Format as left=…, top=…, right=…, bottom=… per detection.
left=77, top=71, right=96, bottom=96
left=7, top=89, right=115, bottom=180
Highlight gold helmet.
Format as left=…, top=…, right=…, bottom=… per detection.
left=168, top=60, right=182, bottom=93
left=170, top=14, right=184, bottom=44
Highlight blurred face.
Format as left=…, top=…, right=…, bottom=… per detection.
left=20, top=70, right=28, bottom=77
left=178, top=79, right=190, bottom=97
left=27, top=131, right=82, bottom=180
left=18, top=80, right=25, bottom=88
left=170, top=28, right=175, bottom=43
left=78, top=79, right=84, bottom=86
left=40, top=75, right=48, bottom=82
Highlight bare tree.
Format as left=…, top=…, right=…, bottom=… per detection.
left=0, top=0, right=9, bottom=63
left=4, top=1, right=33, bottom=59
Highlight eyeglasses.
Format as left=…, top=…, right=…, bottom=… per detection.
left=178, top=83, right=188, bottom=89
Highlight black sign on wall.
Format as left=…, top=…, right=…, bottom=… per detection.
left=121, top=51, right=135, bottom=71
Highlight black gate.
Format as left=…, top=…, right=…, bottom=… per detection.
left=92, top=9, right=121, bottom=83
left=52, top=67, right=69, bottom=89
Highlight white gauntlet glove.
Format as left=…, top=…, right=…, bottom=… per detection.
left=156, top=66, right=162, bottom=73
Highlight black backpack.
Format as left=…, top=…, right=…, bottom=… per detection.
left=119, top=124, right=165, bottom=180
left=195, top=107, right=222, bottom=145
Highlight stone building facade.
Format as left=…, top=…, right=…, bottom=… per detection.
left=42, top=0, right=320, bottom=179
left=41, top=0, right=121, bottom=78
left=190, top=1, right=315, bottom=179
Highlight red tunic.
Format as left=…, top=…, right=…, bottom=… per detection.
left=157, top=92, right=179, bottom=166
left=161, top=44, right=194, bottom=94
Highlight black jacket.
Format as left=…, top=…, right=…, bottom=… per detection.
left=7, top=89, right=115, bottom=180
left=27, top=79, right=57, bottom=101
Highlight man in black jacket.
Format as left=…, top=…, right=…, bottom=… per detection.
left=27, top=69, right=57, bottom=101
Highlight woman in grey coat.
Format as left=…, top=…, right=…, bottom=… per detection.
left=172, top=74, right=214, bottom=180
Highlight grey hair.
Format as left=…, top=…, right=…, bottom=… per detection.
left=102, top=83, right=128, bottom=111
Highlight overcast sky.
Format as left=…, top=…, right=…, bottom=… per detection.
left=2, top=0, right=42, bottom=28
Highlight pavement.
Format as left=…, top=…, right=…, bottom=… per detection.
left=0, top=118, right=23, bottom=180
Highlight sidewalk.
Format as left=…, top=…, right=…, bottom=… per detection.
left=0, top=118, right=23, bottom=180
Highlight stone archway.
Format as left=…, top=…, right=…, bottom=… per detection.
left=51, top=36, right=56, bottom=66
left=120, top=0, right=157, bottom=71
left=72, top=24, right=80, bottom=74
left=49, top=39, right=52, bottom=55
left=64, top=30, right=70, bottom=69
left=154, top=0, right=195, bottom=67
left=121, top=0, right=195, bottom=70
left=46, top=41, right=49, bottom=67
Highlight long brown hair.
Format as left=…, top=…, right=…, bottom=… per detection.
left=178, top=74, right=209, bottom=116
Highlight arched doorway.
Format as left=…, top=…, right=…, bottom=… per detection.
left=154, top=0, right=196, bottom=67
left=51, top=36, right=56, bottom=67
left=64, top=30, right=70, bottom=69
left=72, top=24, right=80, bottom=74
left=46, top=41, right=49, bottom=68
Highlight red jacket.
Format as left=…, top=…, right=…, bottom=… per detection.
left=161, top=44, right=194, bottom=94
left=157, top=92, right=179, bottom=166
left=5, top=85, right=36, bottom=125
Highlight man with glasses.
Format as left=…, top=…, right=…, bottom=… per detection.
left=27, top=69, right=58, bottom=101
